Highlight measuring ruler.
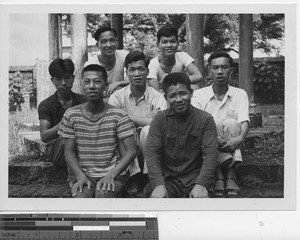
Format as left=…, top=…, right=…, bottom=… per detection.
left=0, top=213, right=158, bottom=239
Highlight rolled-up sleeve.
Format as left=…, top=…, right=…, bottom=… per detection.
left=145, top=112, right=165, bottom=188
left=237, top=89, right=250, bottom=123
left=196, top=114, right=218, bottom=189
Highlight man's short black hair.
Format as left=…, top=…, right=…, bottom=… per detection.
left=94, top=26, right=117, bottom=41
left=162, top=72, right=191, bottom=95
left=208, top=50, right=233, bottom=67
left=157, top=25, right=178, bottom=43
left=124, top=50, right=149, bottom=69
left=81, top=64, right=108, bottom=82
left=48, top=58, right=74, bottom=78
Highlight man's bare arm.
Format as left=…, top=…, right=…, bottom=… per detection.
left=39, top=119, right=60, bottom=143
left=97, top=135, right=136, bottom=191
left=65, top=138, right=91, bottom=196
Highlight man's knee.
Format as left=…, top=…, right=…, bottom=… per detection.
left=95, top=189, right=117, bottom=198
left=74, top=186, right=94, bottom=198
left=47, top=136, right=66, bottom=167
left=223, top=119, right=241, bottom=137
left=95, top=176, right=128, bottom=198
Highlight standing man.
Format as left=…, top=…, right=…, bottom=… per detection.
left=38, top=58, right=86, bottom=186
left=146, top=72, right=218, bottom=198
left=148, top=25, right=203, bottom=91
left=192, top=50, right=250, bottom=197
left=109, top=50, right=167, bottom=195
left=58, top=63, right=136, bottom=198
left=85, top=26, right=129, bottom=97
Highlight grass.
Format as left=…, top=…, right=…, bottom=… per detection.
left=9, top=108, right=40, bottom=160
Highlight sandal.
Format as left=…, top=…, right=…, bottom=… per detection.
left=213, top=178, right=225, bottom=198
left=225, top=178, right=240, bottom=198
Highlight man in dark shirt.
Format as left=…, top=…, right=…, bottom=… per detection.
left=38, top=58, right=86, bottom=185
left=146, top=72, right=218, bottom=198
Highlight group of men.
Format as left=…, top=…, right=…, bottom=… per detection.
left=38, top=24, right=249, bottom=198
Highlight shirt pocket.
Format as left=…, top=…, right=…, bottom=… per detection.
left=227, top=108, right=238, bottom=120
left=164, top=130, right=176, bottom=150
left=189, top=130, right=202, bottom=150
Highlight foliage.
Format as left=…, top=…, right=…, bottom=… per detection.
left=204, top=14, right=239, bottom=53
left=239, top=175, right=264, bottom=189
left=9, top=71, right=24, bottom=113
left=243, top=131, right=284, bottom=160
left=253, top=14, right=285, bottom=55
left=253, top=59, right=284, bottom=104
left=61, top=13, right=284, bottom=56
left=9, top=109, right=40, bottom=161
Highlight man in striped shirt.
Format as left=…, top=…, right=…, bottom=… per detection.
left=58, top=63, right=137, bottom=198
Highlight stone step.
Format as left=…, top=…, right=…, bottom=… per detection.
left=9, top=155, right=284, bottom=186
left=263, top=115, right=284, bottom=127
left=20, top=127, right=284, bottom=157
left=8, top=182, right=283, bottom=198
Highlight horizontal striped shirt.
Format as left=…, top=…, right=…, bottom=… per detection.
left=58, top=104, right=136, bottom=178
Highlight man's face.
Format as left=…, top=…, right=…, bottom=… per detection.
left=126, top=60, right=149, bottom=89
left=209, top=57, right=232, bottom=86
left=51, top=73, right=74, bottom=95
left=96, top=30, right=117, bottom=57
left=82, top=71, right=106, bottom=102
left=158, top=35, right=179, bottom=56
left=166, top=83, right=192, bottom=116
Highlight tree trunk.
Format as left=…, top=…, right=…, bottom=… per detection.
left=111, top=14, right=123, bottom=49
left=239, top=14, right=254, bottom=104
left=70, top=14, right=88, bottom=94
left=48, top=14, right=62, bottom=61
left=186, top=14, right=205, bottom=87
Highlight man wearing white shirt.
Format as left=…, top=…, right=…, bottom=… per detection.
left=109, top=50, right=167, bottom=195
left=148, top=25, right=203, bottom=91
left=192, top=51, right=249, bottom=197
left=85, top=26, right=129, bottom=97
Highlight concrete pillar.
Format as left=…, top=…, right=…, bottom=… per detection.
left=239, top=14, right=254, bottom=104
left=48, top=14, right=62, bottom=61
left=70, top=14, right=88, bottom=94
left=111, top=14, right=123, bottom=49
left=186, top=14, right=205, bottom=87
left=36, top=60, right=56, bottom=106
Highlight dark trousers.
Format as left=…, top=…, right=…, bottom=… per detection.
left=164, top=177, right=197, bottom=198
left=46, top=136, right=74, bottom=181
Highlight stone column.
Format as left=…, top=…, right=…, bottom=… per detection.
left=48, top=14, right=62, bottom=61
left=239, top=14, right=254, bottom=104
left=70, top=14, right=88, bottom=94
left=111, top=14, right=123, bottom=49
left=186, top=14, right=205, bottom=87
left=36, top=60, right=55, bottom=106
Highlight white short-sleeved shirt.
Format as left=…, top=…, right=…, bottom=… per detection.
left=191, top=85, right=250, bottom=124
left=148, top=52, right=194, bottom=83
left=108, top=85, right=168, bottom=121
left=85, top=49, right=128, bottom=84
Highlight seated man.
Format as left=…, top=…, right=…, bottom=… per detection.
left=146, top=72, right=218, bottom=198
left=148, top=25, right=203, bottom=91
left=192, top=50, right=250, bottom=197
left=58, top=63, right=137, bottom=198
left=85, top=25, right=129, bottom=97
left=37, top=58, right=86, bottom=186
left=108, top=50, right=167, bottom=195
